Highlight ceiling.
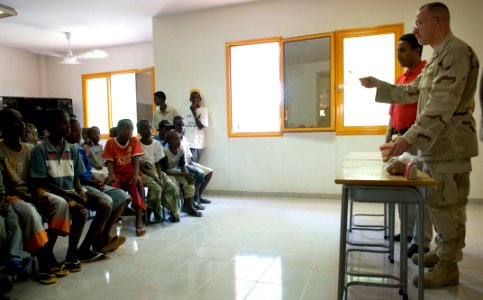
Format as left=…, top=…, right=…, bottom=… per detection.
left=0, top=0, right=269, bottom=54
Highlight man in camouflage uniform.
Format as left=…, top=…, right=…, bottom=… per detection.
left=360, top=2, right=479, bottom=288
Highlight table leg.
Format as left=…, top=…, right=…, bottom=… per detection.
left=388, top=203, right=395, bottom=263
left=400, top=203, right=408, bottom=298
left=417, top=187, right=425, bottom=300
left=338, top=186, right=349, bottom=300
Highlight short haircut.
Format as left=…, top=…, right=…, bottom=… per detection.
left=109, top=127, right=118, bottom=138
left=117, top=119, right=132, bottom=129
left=399, top=33, right=423, bottom=57
left=87, top=126, right=99, bottom=136
left=173, top=115, right=183, bottom=124
left=136, top=119, right=150, bottom=130
left=45, top=109, right=68, bottom=132
left=154, top=91, right=166, bottom=100
left=165, top=130, right=179, bottom=142
left=0, top=108, right=15, bottom=131
left=420, top=2, right=450, bottom=22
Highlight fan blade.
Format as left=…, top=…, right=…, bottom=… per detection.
left=76, top=49, right=108, bottom=59
left=31, top=49, right=63, bottom=58
left=60, top=56, right=81, bottom=64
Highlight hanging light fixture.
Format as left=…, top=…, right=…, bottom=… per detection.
left=0, top=3, right=17, bottom=19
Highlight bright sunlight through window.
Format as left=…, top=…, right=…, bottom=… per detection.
left=342, top=34, right=394, bottom=127
left=228, top=40, right=282, bottom=136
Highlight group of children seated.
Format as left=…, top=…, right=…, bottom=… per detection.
left=0, top=107, right=213, bottom=291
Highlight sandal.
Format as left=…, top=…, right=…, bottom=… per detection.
left=52, top=264, right=70, bottom=277
left=100, top=236, right=126, bottom=253
left=35, top=272, right=57, bottom=285
left=136, top=228, right=147, bottom=237
left=64, top=260, right=82, bottom=273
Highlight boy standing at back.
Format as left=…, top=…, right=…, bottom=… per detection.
left=152, top=91, right=178, bottom=130
left=182, top=89, right=209, bottom=163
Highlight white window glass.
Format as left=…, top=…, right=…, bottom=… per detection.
left=343, top=34, right=394, bottom=126
left=111, top=73, right=137, bottom=127
left=230, top=42, right=281, bottom=133
left=86, top=77, right=109, bottom=134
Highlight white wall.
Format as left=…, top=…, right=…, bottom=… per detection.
left=45, top=42, right=154, bottom=125
left=0, top=45, right=41, bottom=97
left=153, top=0, right=483, bottom=198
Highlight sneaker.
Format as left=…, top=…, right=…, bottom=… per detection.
left=407, top=244, right=430, bottom=258
left=412, top=249, right=439, bottom=267
left=394, top=234, right=413, bottom=242
left=77, top=250, right=104, bottom=263
left=413, top=261, right=459, bottom=288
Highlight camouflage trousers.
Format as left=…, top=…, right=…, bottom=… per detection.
left=424, top=163, right=469, bottom=263
left=142, top=173, right=180, bottom=218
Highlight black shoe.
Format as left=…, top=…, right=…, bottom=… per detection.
left=394, top=234, right=413, bottom=242
left=77, top=250, right=103, bottom=263
left=407, top=244, right=430, bottom=258
left=199, top=198, right=211, bottom=204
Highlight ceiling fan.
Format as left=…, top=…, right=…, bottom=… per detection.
left=40, top=32, right=108, bottom=64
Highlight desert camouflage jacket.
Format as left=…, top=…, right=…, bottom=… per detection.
left=375, top=32, right=480, bottom=162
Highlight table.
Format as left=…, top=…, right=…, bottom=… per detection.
left=335, top=153, right=436, bottom=300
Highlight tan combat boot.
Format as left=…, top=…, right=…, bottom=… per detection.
left=412, top=249, right=439, bottom=267
left=412, top=261, right=459, bottom=288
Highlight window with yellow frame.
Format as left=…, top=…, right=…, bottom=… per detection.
left=225, top=24, right=403, bottom=137
left=82, top=67, right=155, bottom=138
left=335, top=24, right=404, bottom=135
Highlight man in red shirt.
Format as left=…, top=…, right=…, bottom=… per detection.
left=387, top=33, right=433, bottom=258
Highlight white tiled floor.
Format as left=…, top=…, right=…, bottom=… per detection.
left=4, top=195, right=483, bottom=300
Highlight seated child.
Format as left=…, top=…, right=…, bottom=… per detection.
left=1, top=205, right=16, bottom=292
left=103, top=119, right=147, bottom=237
left=0, top=176, right=41, bottom=283
left=137, top=120, right=180, bottom=223
left=153, top=120, right=174, bottom=147
left=173, top=116, right=213, bottom=205
left=67, top=118, right=130, bottom=253
left=0, top=109, right=70, bottom=283
left=160, top=131, right=201, bottom=217
left=83, top=126, right=108, bottom=181
left=21, top=123, right=40, bottom=145
left=29, top=109, right=108, bottom=271
left=109, top=127, right=118, bottom=138
left=84, top=126, right=104, bottom=170
left=81, top=128, right=92, bottom=147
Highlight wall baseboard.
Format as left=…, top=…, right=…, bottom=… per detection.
left=205, top=189, right=340, bottom=200
left=204, top=189, right=483, bottom=204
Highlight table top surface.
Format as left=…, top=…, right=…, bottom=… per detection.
left=335, top=152, right=436, bottom=187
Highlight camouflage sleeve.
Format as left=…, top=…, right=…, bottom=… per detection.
left=404, top=49, right=471, bottom=150
left=374, top=75, right=421, bottom=104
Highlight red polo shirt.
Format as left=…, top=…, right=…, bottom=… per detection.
left=389, top=60, right=426, bottom=130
